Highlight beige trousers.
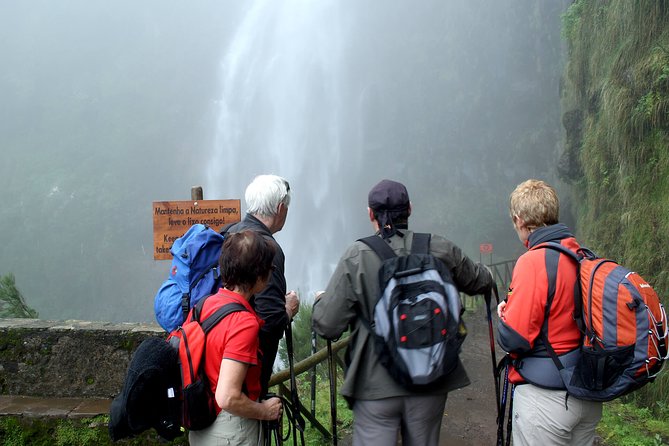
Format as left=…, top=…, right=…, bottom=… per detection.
left=512, top=384, right=602, bottom=446
left=188, top=410, right=261, bottom=446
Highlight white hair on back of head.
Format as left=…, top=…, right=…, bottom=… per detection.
left=245, top=174, right=291, bottom=218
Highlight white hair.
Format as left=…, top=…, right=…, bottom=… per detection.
left=245, top=174, right=291, bottom=218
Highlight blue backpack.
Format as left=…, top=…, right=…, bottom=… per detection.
left=154, top=224, right=231, bottom=332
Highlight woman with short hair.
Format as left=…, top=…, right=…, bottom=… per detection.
left=189, top=230, right=283, bottom=446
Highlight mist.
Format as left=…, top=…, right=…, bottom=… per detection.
left=0, top=1, right=570, bottom=323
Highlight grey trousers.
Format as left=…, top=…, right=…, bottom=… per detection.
left=512, top=384, right=602, bottom=446
left=352, top=394, right=448, bottom=446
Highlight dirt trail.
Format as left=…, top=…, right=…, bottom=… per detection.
left=439, top=308, right=500, bottom=446
left=335, top=306, right=503, bottom=446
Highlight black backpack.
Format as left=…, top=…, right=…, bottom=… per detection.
left=358, top=233, right=465, bottom=390
left=109, top=299, right=247, bottom=441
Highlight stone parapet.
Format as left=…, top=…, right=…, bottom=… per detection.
left=0, top=318, right=164, bottom=398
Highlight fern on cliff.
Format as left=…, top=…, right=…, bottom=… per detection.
left=0, top=273, right=38, bottom=318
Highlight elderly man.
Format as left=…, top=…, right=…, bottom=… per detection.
left=229, top=174, right=300, bottom=397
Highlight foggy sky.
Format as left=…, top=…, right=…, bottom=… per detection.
left=0, top=0, right=570, bottom=323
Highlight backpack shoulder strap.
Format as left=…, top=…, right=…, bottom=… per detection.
left=410, top=233, right=431, bottom=255
left=540, top=241, right=587, bottom=330
left=541, top=241, right=581, bottom=263
left=355, top=235, right=397, bottom=332
left=190, top=293, right=209, bottom=323
left=197, top=301, right=248, bottom=334
left=358, top=235, right=397, bottom=260
left=538, top=246, right=568, bottom=370
left=535, top=241, right=587, bottom=372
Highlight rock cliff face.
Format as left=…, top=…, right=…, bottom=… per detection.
left=0, top=318, right=163, bottom=397
left=560, top=1, right=669, bottom=297
left=560, top=0, right=669, bottom=408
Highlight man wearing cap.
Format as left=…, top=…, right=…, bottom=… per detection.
left=312, top=179, right=493, bottom=446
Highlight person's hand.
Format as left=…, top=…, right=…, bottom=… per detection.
left=261, top=397, right=282, bottom=420
left=285, top=290, right=299, bottom=320
left=497, top=300, right=507, bottom=319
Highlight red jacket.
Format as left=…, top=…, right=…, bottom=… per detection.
left=498, top=224, right=582, bottom=385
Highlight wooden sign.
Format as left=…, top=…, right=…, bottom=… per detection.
left=153, top=199, right=241, bottom=260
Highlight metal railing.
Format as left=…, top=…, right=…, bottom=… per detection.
left=488, top=259, right=516, bottom=292
left=268, top=337, right=349, bottom=443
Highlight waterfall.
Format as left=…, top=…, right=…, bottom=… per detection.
left=205, top=0, right=367, bottom=301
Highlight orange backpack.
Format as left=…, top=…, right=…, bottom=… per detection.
left=543, top=243, right=668, bottom=401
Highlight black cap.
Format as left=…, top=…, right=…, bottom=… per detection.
left=368, top=179, right=410, bottom=212
left=368, top=180, right=409, bottom=238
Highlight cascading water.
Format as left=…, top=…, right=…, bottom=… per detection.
left=205, top=1, right=369, bottom=302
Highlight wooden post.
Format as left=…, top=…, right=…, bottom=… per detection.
left=191, top=186, right=203, bottom=201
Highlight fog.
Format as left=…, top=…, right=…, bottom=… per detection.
left=0, top=0, right=570, bottom=323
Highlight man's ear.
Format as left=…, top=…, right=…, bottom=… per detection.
left=277, top=201, right=287, bottom=215
left=408, top=202, right=412, bottom=217
left=368, top=207, right=375, bottom=222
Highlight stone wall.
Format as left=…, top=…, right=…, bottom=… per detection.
left=0, top=318, right=164, bottom=398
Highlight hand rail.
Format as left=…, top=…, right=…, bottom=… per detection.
left=268, top=337, right=349, bottom=387
left=268, top=336, right=350, bottom=443
left=487, top=259, right=516, bottom=291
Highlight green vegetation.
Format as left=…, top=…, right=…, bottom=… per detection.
left=560, top=1, right=669, bottom=443
left=560, top=0, right=669, bottom=300
left=0, top=274, right=38, bottom=319
left=276, top=304, right=353, bottom=444
left=0, top=416, right=188, bottom=446
left=271, top=373, right=353, bottom=446
left=598, top=400, right=669, bottom=446
left=0, top=379, right=351, bottom=446
left=278, top=303, right=320, bottom=368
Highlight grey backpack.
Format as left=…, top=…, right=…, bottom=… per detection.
left=359, top=233, right=465, bottom=390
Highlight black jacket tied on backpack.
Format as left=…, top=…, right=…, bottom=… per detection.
left=109, top=337, right=182, bottom=441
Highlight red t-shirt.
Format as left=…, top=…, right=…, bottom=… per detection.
left=200, top=288, right=264, bottom=407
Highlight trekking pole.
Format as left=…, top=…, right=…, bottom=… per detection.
left=496, top=361, right=509, bottom=446
left=264, top=393, right=301, bottom=446
left=327, top=339, right=338, bottom=446
left=262, top=418, right=282, bottom=446
left=505, top=385, right=514, bottom=446
left=285, top=323, right=305, bottom=446
left=484, top=284, right=501, bottom=419
left=310, top=330, right=317, bottom=417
